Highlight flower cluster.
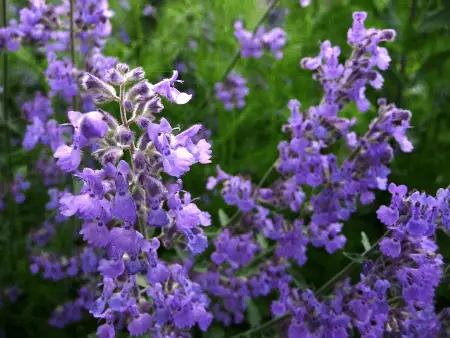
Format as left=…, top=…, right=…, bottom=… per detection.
left=22, top=92, right=67, bottom=151
left=215, top=71, right=249, bottom=110
left=48, top=62, right=213, bottom=336
left=301, top=11, right=396, bottom=114
left=5, top=1, right=450, bottom=337
left=234, top=20, right=287, bottom=59
left=0, top=0, right=112, bottom=54
left=0, top=286, right=22, bottom=309
left=201, top=11, right=450, bottom=338
left=274, top=184, right=447, bottom=337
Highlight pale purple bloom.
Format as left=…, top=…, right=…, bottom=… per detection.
left=152, top=71, right=192, bottom=105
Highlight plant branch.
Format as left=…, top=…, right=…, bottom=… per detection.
left=69, top=0, right=78, bottom=110
left=226, top=157, right=278, bottom=229
left=189, top=0, right=280, bottom=115
left=119, top=84, right=135, bottom=153
left=228, top=230, right=391, bottom=338
left=2, top=0, right=11, bottom=182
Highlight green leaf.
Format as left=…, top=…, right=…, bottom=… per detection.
left=256, top=232, right=268, bottom=249
left=136, top=275, right=148, bottom=288
left=287, top=268, right=308, bottom=289
left=146, top=227, right=155, bottom=239
left=218, top=209, right=230, bottom=226
left=202, top=325, right=225, bottom=338
left=418, top=5, right=450, bottom=33
left=73, top=178, right=84, bottom=195
left=15, top=165, right=28, bottom=177
left=245, top=299, right=261, bottom=328
left=361, top=232, right=371, bottom=252
left=343, top=252, right=365, bottom=264
left=204, top=228, right=221, bottom=237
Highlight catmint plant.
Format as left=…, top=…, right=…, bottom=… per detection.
left=200, top=11, right=449, bottom=338
left=3, top=0, right=450, bottom=337
left=51, top=63, right=213, bottom=336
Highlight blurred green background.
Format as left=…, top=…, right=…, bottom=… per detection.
left=1, top=0, right=450, bottom=337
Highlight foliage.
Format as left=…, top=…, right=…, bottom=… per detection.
left=1, top=0, right=450, bottom=337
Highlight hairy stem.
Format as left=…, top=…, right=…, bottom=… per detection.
left=119, top=84, right=135, bottom=153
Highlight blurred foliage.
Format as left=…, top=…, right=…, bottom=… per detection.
left=1, top=0, right=450, bottom=337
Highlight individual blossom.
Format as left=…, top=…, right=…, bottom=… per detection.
left=299, top=0, right=311, bottom=7
left=143, top=4, right=155, bottom=17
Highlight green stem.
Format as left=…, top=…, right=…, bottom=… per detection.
left=2, top=0, right=11, bottom=183
left=188, top=0, right=280, bottom=115
left=68, top=0, right=78, bottom=251
left=316, top=230, right=389, bottom=296
left=119, top=84, right=135, bottom=154
left=69, top=0, right=77, bottom=110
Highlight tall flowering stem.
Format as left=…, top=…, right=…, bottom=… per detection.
left=69, top=0, right=77, bottom=110
left=200, top=11, right=447, bottom=338
left=193, top=0, right=280, bottom=115
left=119, top=83, right=135, bottom=153
left=49, top=64, right=214, bottom=336
left=2, top=0, right=11, bottom=184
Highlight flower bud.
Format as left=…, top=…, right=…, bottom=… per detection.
left=136, top=96, right=164, bottom=115
left=81, top=73, right=118, bottom=104
left=101, top=147, right=123, bottom=165
left=97, top=108, right=120, bottom=129
left=135, top=116, right=154, bottom=130
left=80, top=112, right=108, bottom=139
left=117, top=127, right=135, bottom=146
left=124, top=100, right=134, bottom=113
left=380, top=29, right=396, bottom=42
left=301, top=57, right=321, bottom=70
left=105, top=68, right=124, bottom=86
left=133, top=151, right=148, bottom=171
left=125, top=67, right=145, bottom=83
left=126, top=80, right=154, bottom=102
left=116, top=63, right=130, bottom=74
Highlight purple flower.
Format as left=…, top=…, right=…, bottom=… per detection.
left=98, top=259, right=125, bottom=279
left=143, top=4, right=155, bottom=17
left=97, top=324, right=115, bottom=338
left=347, top=12, right=367, bottom=45
left=128, top=313, right=152, bottom=336
left=379, top=237, right=401, bottom=258
left=376, top=205, right=399, bottom=226
left=45, top=54, right=78, bottom=101
left=79, top=111, right=108, bottom=140
left=215, top=72, right=249, bottom=110
left=79, top=221, right=110, bottom=248
left=23, top=117, right=45, bottom=150
left=299, top=0, right=311, bottom=7
left=152, top=71, right=192, bottom=104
